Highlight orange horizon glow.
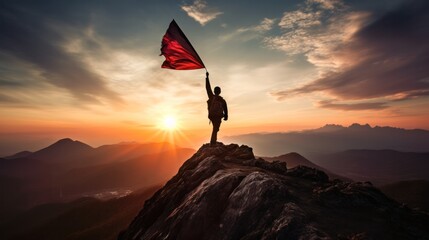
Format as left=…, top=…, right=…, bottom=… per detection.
left=2, top=111, right=429, bottom=157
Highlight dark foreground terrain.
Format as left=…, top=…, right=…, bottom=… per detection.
left=119, top=143, right=429, bottom=240
left=0, top=186, right=159, bottom=240
left=380, top=180, right=429, bottom=213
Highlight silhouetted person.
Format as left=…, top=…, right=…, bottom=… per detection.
left=206, top=72, right=228, bottom=146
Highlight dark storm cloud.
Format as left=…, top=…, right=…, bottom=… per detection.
left=0, top=3, right=122, bottom=104
left=274, top=0, right=429, bottom=103
left=317, top=100, right=388, bottom=111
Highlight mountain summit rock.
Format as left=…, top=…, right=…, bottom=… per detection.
left=119, top=143, right=429, bottom=240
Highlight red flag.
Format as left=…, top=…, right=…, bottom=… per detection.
left=160, top=20, right=205, bottom=70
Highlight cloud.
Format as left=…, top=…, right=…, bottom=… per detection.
left=391, top=89, right=429, bottom=101
left=267, top=0, right=429, bottom=110
left=0, top=93, right=22, bottom=104
left=0, top=79, right=17, bottom=87
left=307, top=0, right=343, bottom=10
left=317, top=100, right=388, bottom=111
left=181, top=0, right=223, bottom=25
left=278, top=10, right=321, bottom=30
left=265, top=1, right=368, bottom=70
left=220, top=18, right=276, bottom=42
left=243, top=18, right=276, bottom=33
left=0, top=4, right=123, bottom=106
left=285, top=0, right=429, bottom=98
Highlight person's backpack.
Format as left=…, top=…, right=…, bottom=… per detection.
left=207, top=96, right=224, bottom=119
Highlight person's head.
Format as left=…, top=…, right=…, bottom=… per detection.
left=214, top=86, right=221, bottom=95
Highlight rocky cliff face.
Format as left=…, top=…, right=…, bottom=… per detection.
left=119, top=143, right=429, bottom=240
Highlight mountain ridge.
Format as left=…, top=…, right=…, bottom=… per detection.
left=315, top=149, right=429, bottom=185
left=3, top=151, right=33, bottom=160
left=226, top=123, right=429, bottom=156
left=5, top=138, right=188, bottom=169
left=30, top=138, right=93, bottom=161
left=0, top=139, right=196, bottom=220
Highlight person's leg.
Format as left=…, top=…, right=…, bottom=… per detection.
left=210, top=119, right=221, bottom=145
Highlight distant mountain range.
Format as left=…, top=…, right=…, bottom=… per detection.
left=3, top=138, right=185, bottom=169
left=4, top=151, right=32, bottom=159
left=0, top=138, right=195, bottom=222
left=225, top=123, right=429, bottom=157
left=226, top=124, right=429, bottom=186
left=314, top=150, right=429, bottom=185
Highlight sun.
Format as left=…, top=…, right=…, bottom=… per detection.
left=162, top=116, right=177, bottom=131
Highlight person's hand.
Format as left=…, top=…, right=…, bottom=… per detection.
left=223, top=115, right=228, bottom=121
left=206, top=72, right=209, bottom=78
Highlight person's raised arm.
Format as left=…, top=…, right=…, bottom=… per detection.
left=205, top=72, right=213, bottom=98
left=223, top=99, right=228, bottom=121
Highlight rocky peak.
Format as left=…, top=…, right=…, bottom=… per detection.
left=29, top=138, right=93, bottom=161
left=119, top=143, right=429, bottom=240
left=51, top=138, right=92, bottom=149
left=349, top=123, right=372, bottom=129
left=318, top=124, right=345, bottom=132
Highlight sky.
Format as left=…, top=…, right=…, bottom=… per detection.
left=1, top=0, right=428, bottom=155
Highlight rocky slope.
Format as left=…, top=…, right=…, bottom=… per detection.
left=262, top=152, right=348, bottom=181
left=119, top=143, right=429, bottom=240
